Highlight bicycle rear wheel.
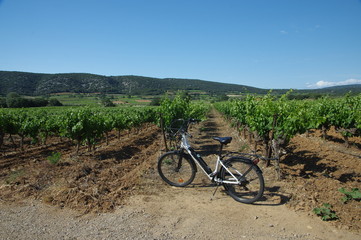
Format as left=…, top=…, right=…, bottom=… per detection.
left=158, top=151, right=196, bottom=187
left=220, top=157, right=264, bottom=204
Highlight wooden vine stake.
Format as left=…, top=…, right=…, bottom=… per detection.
left=159, top=113, right=169, bottom=152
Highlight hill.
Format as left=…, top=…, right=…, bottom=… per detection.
left=0, top=70, right=360, bottom=96
left=0, top=71, right=266, bottom=96
left=302, top=84, right=361, bottom=95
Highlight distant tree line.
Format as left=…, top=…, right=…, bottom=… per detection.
left=0, top=92, right=63, bottom=108
left=98, top=94, right=115, bottom=107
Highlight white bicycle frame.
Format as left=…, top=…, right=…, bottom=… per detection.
left=180, top=132, right=242, bottom=185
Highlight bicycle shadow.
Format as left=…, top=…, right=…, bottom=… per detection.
left=186, top=184, right=290, bottom=206
left=252, top=186, right=290, bottom=206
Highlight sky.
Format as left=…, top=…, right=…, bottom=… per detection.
left=1, top=0, right=361, bottom=90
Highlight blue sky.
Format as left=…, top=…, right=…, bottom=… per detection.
left=1, top=0, right=361, bottom=89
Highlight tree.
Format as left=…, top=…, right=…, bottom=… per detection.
left=48, top=98, right=63, bottom=106
left=6, top=92, right=28, bottom=108
left=150, top=97, right=161, bottom=106
left=101, top=97, right=115, bottom=107
left=217, top=94, right=229, bottom=102
left=0, top=97, right=7, bottom=108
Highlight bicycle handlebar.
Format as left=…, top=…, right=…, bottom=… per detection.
left=189, top=118, right=202, bottom=123
left=167, top=118, right=201, bottom=136
left=183, top=118, right=201, bottom=129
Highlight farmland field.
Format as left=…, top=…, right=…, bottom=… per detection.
left=0, top=105, right=360, bottom=239
left=0, top=93, right=361, bottom=239
left=37, top=92, right=158, bottom=106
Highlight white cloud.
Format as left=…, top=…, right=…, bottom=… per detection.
left=307, top=78, right=361, bottom=88
left=280, top=30, right=288, bottom=34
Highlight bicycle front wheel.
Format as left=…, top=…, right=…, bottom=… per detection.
left=158, top=151, right=196, bottom=187
left=220, top=158, right=264, bottom=204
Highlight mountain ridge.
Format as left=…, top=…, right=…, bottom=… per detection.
left=0, top=70, right=360, bottom=96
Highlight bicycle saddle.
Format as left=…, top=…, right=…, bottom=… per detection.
left=213, top=137, right=232, bottom=145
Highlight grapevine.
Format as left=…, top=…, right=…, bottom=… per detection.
left=215, top=93, right=361, bottom=178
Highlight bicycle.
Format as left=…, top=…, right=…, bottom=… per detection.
left=158, top=119, right=264, bottom=204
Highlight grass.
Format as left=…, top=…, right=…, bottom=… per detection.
left=5, top=169, right=25, bottom=184
left=47, top=152, right=62, bottom=165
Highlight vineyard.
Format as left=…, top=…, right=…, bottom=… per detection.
left=1, top=93, right=359, bottom=157
left=214, top=93, right=361, bottom=231
left=215, top=93, right=361, bottom=177
left=0, top=93, right=208, bottom=212
left=0, top=93, right=361, bottom=233
left=0, top=94, right=209, bottom=154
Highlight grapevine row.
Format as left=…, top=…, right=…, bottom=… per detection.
left=215, top=93, right=361, bottom=176
left=0, top=94, right=209, bottom=153
left=0, top=107, right=158, bottom=153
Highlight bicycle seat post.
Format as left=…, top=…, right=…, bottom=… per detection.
left=218, top=143, right=224, bottom=158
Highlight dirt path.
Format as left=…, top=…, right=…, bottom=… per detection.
left=1, top=109, right=360, bottom=239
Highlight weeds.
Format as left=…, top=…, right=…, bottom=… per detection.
left=47, top=151, right=62, bottom=165
left=238, top=143, right=249, bottom=152
left=313, top=203, right=338, bottom=221
left=338, top=187, right=361, bottom=203
left=5, top=170, right=24, bottom=184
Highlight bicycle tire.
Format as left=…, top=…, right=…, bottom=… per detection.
left=158, top=151, right=197, bottom=187
left=220, top=157, right=264, bottom=204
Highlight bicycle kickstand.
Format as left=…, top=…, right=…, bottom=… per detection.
left=210, top=184, right=221, bottom=201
